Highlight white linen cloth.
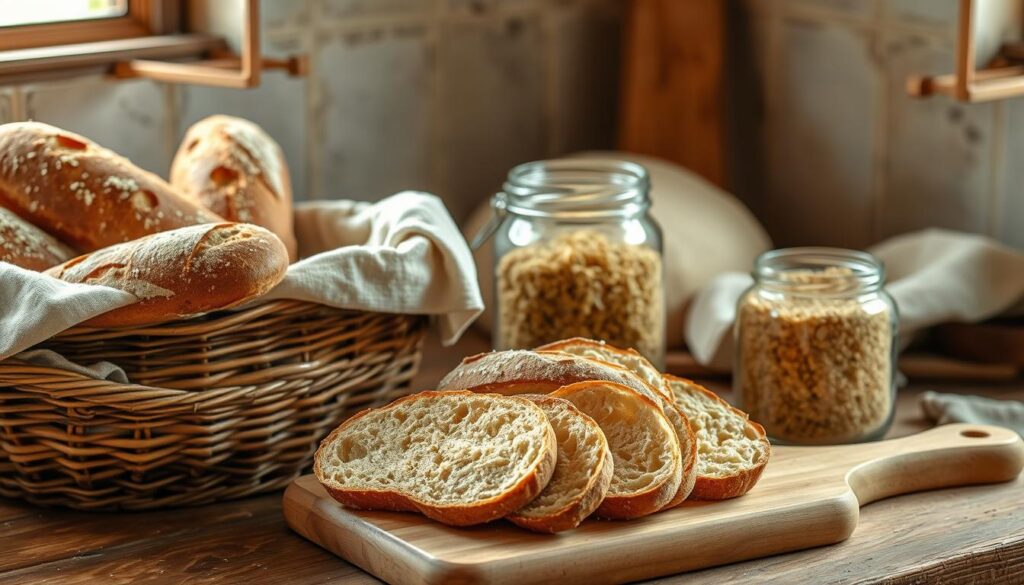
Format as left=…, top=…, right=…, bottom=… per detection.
left=921, top=391, right=1024, bottom=436
left=0, top=191, right=483, bottom=361
left=686, top=229, right=1024, bottom=370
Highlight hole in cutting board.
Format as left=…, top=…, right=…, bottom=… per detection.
left=961, top=430, right=989, bottom=438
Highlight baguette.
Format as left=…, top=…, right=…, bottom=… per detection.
left=506, top=395, right=614, bottom=533
left=0, top=122, right=222, bottom=252
left=314, top=391, right=558, bottom=527
left=666, top=375, right=770, bottom=499
left=45, top=223, right=288, bottom=327
left=442, top=348, right=698, bottom=509
left=550, top=381, right=681, bottom=519
left=171, top=115, right=298, bottom=261
left=0, top=206, right=73, bottom=270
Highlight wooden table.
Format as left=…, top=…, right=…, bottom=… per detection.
left=2, top=331, right=1023, bottom=584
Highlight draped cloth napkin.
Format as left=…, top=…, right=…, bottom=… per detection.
left=686, top=229, right=1024, bottom=370
left=921, top=391, right=1024, bottom=436
left=0, top=191, right=484, bottom=362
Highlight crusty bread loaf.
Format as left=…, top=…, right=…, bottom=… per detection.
left=666, top=375, right=770, bottom=500
left=550, top=381, right=681, bottom=519
left=314, top=391, right=558, bottom=527
left=0, top=206, right=73, bottom=270
left=45, top=223, right=288, bottom=327
left=0, top=122, right=222, bottom=252
left=439, top=349, right=661, bottom=398
left=171, top=115, right=297, bottom=261
left=506, top=395, right=613, bottom=533
left=535, top=340, right=697, bottom=509
left=537, top=338, right=673, bottom=401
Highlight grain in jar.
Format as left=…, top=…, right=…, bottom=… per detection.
left=735, top=249, right=898, bottom=444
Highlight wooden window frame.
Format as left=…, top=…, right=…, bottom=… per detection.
left=0, top=0, right=305, bottom=88
left=907, top=0, right=1024, bottom=103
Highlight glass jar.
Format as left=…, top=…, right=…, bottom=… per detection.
left=735, top=248, right=898, bottom=445
left=474, top=159, right=666, bottom=366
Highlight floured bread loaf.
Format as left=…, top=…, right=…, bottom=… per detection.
left=507, top=395, right=614, bottom=533
left=666, top=375, right=770, bottom=499
left=45, top=222, right=288, bottom=327
left=551, top=381, right=681, bottom=519
left=314, top=391, right=557, bottom=526
left=0, top=206, right=72, bottom=270
left=0, top=121, right=222, bottom=252
left=172, top=115, right=298, bottom=261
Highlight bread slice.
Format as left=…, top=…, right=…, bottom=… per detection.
left=666, top=375, right=771, bottom=500
left=535, top=339, right=698, bottom=509
left=440, top=348, right=698, bottom=509
left=537, top=338, right=673, bottom=401
left=550, top=381, right=681, bottom=519
left=314, top=391, right=557, bottom=526
left=505, top=395, right=614, bottom=533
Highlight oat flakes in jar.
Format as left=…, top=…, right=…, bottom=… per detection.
left=735, top=248, right=898, bottom=445
left=473, top=159, right=666, bottom=366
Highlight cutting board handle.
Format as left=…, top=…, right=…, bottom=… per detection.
left=832, top=423, right=1024, bottom=506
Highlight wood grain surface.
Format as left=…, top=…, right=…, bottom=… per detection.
left=283, top=424, right=1024, bottom=585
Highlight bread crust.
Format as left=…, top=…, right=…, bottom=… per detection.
left=537, top=337, right=673, bottom=401
left=551, top=381, right=682, bottom=520
left=665, top=374, right=771, bottom=500
left=0, top=206, right=73, bottom=270
left=45, top=222, right=288, bottom=327
left=171, top=115, right=297, bottom=261
left=314, top=391, right=558, bottom=527
left=439, top=350, right=659, bottom=398
left=0, top=122, right=222, bottom=252
left=506, top=395, right=614, bottom=533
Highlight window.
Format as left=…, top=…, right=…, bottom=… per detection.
left=0, top=0, right=304, bottom=88
left=0, top=0, right=130, bottom=28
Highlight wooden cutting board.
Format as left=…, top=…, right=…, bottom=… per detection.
left=283, top=423, right=1024, bottom=585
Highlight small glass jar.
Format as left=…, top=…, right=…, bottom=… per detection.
left=735, top=248, right=898, bottom=445
left=474, top=159, right=666, bottom=366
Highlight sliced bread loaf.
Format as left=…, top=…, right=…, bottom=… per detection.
left=535, top=339, right=698, bottom=509
left=537, top=338, right=672, bottom=401
left=550, top=381, right=681, bottom=519
left=438, top=349, right=659, bottom=398
left=506, top=395, right=614, bottom=533
left=314, top=391, right=557, bottom=526
left=666, top=375, right=771, bottom=500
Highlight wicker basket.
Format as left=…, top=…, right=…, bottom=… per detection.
left=0, top=300, right=426, bottom=510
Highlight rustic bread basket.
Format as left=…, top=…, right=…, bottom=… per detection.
left=0, top=300, right=426, bottom=510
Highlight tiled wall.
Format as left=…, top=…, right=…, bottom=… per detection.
left=0, top=0, right=622, bottom=221
left=733, top=0, right=1024, bottom=250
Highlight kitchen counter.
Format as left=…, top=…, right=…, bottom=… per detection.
left=2, top=331, right=1023, bottom=584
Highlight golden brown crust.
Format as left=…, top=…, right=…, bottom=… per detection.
left=439, top=350, right=659, bottom=399
left=171, top=115, right=297, bottom=261
left=551, top=381, right=682, bottom=520
left=313, top=391, right=558, bottom=527
left=536, top=337, right=673, bottom=400
left=665, top=374, right=771, bottom=500
left=45, top=222, right=288, bottom=327
left=506, top=394, right=614, bottom=533
left=0, top=206, right=73, bottom=270
left=0, top=122, right=223, bottom=252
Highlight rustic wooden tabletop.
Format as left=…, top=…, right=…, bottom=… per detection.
left=2, top=330, right=1023, bottom=584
